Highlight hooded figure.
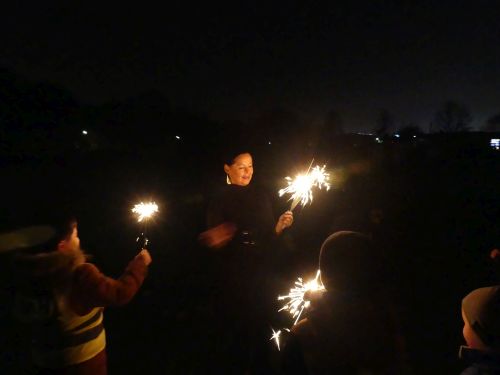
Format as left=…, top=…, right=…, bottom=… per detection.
left=459, top=286, right=500, bottom=374
left=1, top=218, right=152, bottom=375
left=281, top=231, right=405, bottom=375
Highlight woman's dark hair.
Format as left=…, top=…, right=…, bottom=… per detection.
left=223, top=149, right=252, bottom=166
left=217, top=135, right=255, bottom=166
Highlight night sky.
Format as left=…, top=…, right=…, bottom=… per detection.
left=1, top=1, right=499, bottom=131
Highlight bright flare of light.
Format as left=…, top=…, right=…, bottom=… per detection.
left=278, top=270, right=325, bottom=325
left=269, top=328, right=290, bottom=351
left=279, top=165, right=330, bottom=210
left=270, top=328, right=282, bottom=351
left=491, top=138, right=500, bottom=150
left=132, top=202, right=159, bottom=222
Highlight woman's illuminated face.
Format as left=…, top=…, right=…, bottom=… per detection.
left=224, top=153, right=253, bottom=186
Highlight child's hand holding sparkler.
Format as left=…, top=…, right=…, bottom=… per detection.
left=131, top=202, right=159, bottom=251
left=135, top=249, right=152, bottom=266
left=275, top=210, right=294, bottom=235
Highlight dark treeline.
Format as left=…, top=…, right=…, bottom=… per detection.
left=2, top=67, right=500, bottom=164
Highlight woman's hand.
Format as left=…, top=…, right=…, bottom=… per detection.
left=275, top=210, right=294, bottom=235
left=199, top=222, right=237, bottom=249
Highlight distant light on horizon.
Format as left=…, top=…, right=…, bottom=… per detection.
left=175, top=135, right=181, bottom=140
left=491, top=138, right=500, bottom=150
left=82, top=130, right=88, bottom=135
left=268, top=141, right=272, bottom=145
left=395, top=134, right=400, bottom=138
left=375, top=137, right=383, bottom=143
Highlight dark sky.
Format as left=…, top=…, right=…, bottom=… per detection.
left=1, top=1, right=499, bottom=131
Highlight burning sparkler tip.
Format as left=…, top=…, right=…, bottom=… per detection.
left=132, top=202, right=159, bottom=222
left=279, top=164, right=331, bottom=210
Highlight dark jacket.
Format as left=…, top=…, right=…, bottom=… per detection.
left=281, top=291, right=405, bottom=375
left=206, top=183, right=281, bottom=299
left=207, top=183, right=277, bottom=249
left=460, top=346, right=500, bottom=375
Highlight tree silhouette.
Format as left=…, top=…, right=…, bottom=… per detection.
left=251, top=107, right=303, bottom=147
left=323, top=109, right=344, bottom=136
left=483, top=113, right=500, bottom=132
left=432, top=101, right=472, bottom=133
left=374, top=109, right=395, bottom=137
left=0, top=68, right=79, bottom=156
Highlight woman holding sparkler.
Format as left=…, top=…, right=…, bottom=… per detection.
left=200, top=149, right=294, bottom=374
left=201, top=151, right=293, bottom=249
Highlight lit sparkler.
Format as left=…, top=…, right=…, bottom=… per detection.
left=132, top=201, right=159, bottom=249
left=132, top=202, right=159, bottom=222
left=279, top=164, right=331, bottom=211
left=270, top=270, right=326, bottom=350
left=278, top=270, right=325, bottom=325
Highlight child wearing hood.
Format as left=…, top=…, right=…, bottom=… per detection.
left=460, top=285, right=500, bottom=374
left=0, top=215, right=152, bottom=375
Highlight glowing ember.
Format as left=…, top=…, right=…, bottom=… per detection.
left=277, top=270, right=325, bottom=325
left=269, top=327, right=290, bottom=351
left=270, top=328, right=282, bottom=351
left=279, top=165, right=330, bottom=211
left=132, top=202, right=159, bottom=222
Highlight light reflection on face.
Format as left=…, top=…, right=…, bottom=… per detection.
left=462, top=308, right=486, bottom=349
left=224, top=153, right=253, bottom=186
left=59, top=226, right=81, bottom=254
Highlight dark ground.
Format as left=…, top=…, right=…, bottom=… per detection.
left=1, top=135, right=499, bottom=374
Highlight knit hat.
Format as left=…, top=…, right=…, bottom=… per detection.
left=319, top=231, right=386, bottom=293
left=5, top=205, right=77, bottom=250
left=0, top=226, right=57, bottom=254
left=462, top=286, right=500, bottom=348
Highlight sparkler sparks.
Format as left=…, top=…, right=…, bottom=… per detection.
left=270, top=270, right=325, bottom=350
left=132, top=201, right=159, bottom=250
left=279, top=164, right=331, bottom=211
left=270, top=328, right=282, bottom=351
left=277, top=270, right=325, bottom=325
left=269, top=328, right=290, bottom=351
left=132, top=202, right=159, bottom=222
